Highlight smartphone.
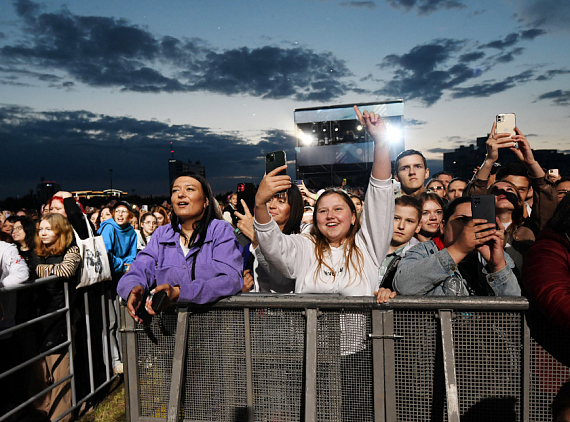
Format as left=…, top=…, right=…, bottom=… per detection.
left=236, top=182, right=256, bottom=215
left=141, top=205, right=148, bottom=212
left=495, top=113, right=516, bottom=137
left=549, top=169, right=559, bottom=178
left=471, top=195, right=496, bottom=226
left=294, top=180, right=303, bottom=186
left=265, top=151, right=287, bottom=176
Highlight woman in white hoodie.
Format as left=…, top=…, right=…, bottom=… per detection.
left=253, top=106, right=394, bottom=421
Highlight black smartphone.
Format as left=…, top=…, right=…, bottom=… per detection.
left=265, top=151, right=287, bottom=176
left=135, top=290, right=168, bottom=325
left=471, top=195, right=496, bottom=226
left=150, top=290, right=168, bottom=313
left=236, top=182, right=256, bottom=215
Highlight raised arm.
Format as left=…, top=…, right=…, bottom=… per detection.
left=254, top=166, right=291, bottom=225
left=354, top=106, right=391, bottom=180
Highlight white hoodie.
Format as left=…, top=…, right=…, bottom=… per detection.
left=0, top=241, right=29, bottom=335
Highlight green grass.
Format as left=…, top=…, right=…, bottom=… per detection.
left=76, top=384, right=126, bottom=422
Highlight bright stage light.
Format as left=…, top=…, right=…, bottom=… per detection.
left=299, top=132, right=316, bottom=146
left=386, top=126, right=403, bottom=144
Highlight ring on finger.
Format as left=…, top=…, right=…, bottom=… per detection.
left=475, top=233, right=478, bottom=239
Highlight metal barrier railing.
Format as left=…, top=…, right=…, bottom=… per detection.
left=0, top=277, right=120, bottom=422
left=121, top=295, right=570, bottom=422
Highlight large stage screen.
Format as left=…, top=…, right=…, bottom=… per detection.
left=294, top=100, right=404, bottom=163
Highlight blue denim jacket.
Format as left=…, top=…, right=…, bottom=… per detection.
left=117, top=219, right=243, bottom=304
left=393, top=240, right=521, bottom=296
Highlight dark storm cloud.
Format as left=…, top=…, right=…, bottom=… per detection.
left=375, top=39, right=483, bottom=105
left=520, top=28, right=547, bottom=39
left=535, top=69, right=570, bottom=81
left=376, top=26, right=547, bottom=105
left=458, top=51, right=485, bottom=63
left=536, top=90, right=570, bottom=106
left=0, top=105, right=296, bottom=199
left=479, top=33, right=520, bottom=50
left=451, top=70, right=534, bottom=99
left=386, top=0, right=465, bottom=15
left=340, top=1, right=376, bottom=8
left=493, top=47, right=525, bottom=64
left=515, top=0, right=570, bottom=32
left=0, top=0, right=354, bottom=101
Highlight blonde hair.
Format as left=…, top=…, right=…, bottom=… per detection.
left=310, top=190, right=364, bottom=285
left=35, top=213, right=74, bottom=257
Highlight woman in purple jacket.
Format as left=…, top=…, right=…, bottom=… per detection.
left=118, top=172, right=243, bottom=322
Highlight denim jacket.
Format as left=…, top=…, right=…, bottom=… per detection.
left=117, top=219, right=243, bottom=304
left=393, top=240, right=521, bottom=296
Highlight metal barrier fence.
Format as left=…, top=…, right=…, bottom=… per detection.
left=121, top=295, right=570, bottom=422
left=0, top=276, right=120, bottom=422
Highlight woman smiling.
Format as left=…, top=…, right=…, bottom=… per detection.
left=253, top=105, right=394, bottom=298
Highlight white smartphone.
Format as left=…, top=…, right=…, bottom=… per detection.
left=549, top=169, right=559, bottom=178
left=495, top=113, right=516, bottom=137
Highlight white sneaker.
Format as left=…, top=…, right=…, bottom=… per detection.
left=113, top=362, right=124, bottom=374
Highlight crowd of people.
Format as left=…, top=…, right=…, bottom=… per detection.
left=1, top=106, right=570, bottom=420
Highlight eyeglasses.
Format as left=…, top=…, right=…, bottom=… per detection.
left=558, top=189, right=569, bottom=197
left=12, top=226, right=23, bottom=233
left=114, top=209, right=129, bottom=215
left=429, top=186, right=444, bottom=191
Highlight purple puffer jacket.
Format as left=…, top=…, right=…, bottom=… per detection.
left=117, top=219, right=243, bottom=304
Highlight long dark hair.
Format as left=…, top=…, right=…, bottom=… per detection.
left=13, top=216, right=36, bottom=251
left=281, top=184, right=304, bottom=235
left=548, top=193, right=570, bottom=236
left=170, top=172, right=220, bottom=249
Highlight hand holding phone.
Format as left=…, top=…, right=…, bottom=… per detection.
left=495, top=113, right=516, bottom=138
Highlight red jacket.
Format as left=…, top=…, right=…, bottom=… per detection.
left=523, top=228, right=570, bottom=329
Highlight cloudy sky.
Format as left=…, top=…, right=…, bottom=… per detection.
left=1, top=0, right=569, bottom=199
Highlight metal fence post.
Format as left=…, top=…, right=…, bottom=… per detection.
left=167, top=308, right=189, bottom=422
left=121, top=303, right=139, bottom=422
left=383, top=310, right=397, bottom=422
left=244, top=308, right=254, bottom=422
left=521, top=312, right=531, bottom=422
left=439, top=310, right=460, bottom=422
left=305, top=308, right=318, bottom=422
left=371, top=309, right=386, bottom=422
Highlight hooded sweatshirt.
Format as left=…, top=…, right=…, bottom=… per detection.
left=98, top=218, right=137, bottom=275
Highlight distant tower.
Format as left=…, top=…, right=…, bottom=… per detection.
left=168, top=141, right=206, bottom=187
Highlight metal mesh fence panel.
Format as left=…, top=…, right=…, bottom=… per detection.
left=249, top=308, right=305, bottom=421
left=393, top=310, right=441, bottom=422
left=315, top=311, right=373, bottom=422
left=452, top=311, right=522, bottom=422
left=136, top=311, right=178, bottom=418
left=181, top=309, right=247, bottom=421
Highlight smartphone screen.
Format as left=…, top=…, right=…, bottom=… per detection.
left=265, top=151, right=287, bottom=176
left=495, top=113, right=516, bottom=137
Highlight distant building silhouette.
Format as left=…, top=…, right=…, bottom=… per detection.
left=168, top=159, right=206, bottom=187
left=37, top=180, right=61, bottom=202
left=444, top=135, right=570, bottom=179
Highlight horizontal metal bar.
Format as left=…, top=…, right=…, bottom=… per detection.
left=0, top=275, right=61, bottom=292
left=368, top=334, right=404, bottom=339
left=0, top=340, right=71, bottom=380
left=0, top=306, right=69, bottom=337
left=165, top=294, right=530, bottom=311
left=0, top=373, right=72, bottom=422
